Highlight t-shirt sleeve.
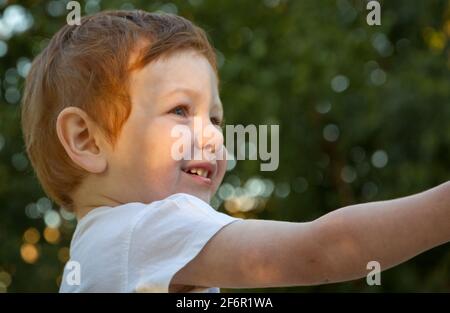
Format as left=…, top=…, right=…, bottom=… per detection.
left=127, top=193, right=242, bottom=293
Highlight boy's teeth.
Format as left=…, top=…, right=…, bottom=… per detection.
left=188, top=168, right=208, bottom=178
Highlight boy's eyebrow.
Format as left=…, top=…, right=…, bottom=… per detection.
left=164, top=87, right=223, bottom=114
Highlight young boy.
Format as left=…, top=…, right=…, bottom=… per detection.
left=20, top=10, right=449, bottom=293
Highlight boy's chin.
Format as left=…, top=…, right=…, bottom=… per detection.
left=188, top=191, right=211, bottom=203
left=176, top=189, right=212, bottom=204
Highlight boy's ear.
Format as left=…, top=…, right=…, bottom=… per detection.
left=56, top=107, right=108, bottom=174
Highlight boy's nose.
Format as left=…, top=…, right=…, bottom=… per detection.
left=193, top=117, right=223, bottom=158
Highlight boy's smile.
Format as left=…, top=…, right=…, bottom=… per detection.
left=182, top=161, right=217, bottom=185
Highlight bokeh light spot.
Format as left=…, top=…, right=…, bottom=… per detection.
left=23, top=227, right=40, bottom=244
left=20, top=243, right=39, bottom=264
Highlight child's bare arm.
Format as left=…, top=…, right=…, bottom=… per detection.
left=170, top=181, right=450, bottom=289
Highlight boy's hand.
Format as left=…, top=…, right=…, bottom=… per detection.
left=170, top=181, right=450, bottom=290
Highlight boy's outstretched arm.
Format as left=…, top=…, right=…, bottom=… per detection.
left=170, top=181, right=450, bottom=290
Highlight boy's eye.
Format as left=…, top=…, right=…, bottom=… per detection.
left=170, top=105, right=188, bottom=117
left=210, top=117, right=224, bottom=128
left=171, top=105, right=224, bottom=128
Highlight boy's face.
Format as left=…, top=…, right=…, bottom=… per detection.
left=105, top=50, right=226, bottom=205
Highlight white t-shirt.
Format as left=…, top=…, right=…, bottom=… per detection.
left=59, top=193, right=242, bottom=293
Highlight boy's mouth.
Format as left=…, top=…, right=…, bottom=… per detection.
left=184, top=168, right=210, bottom=178
left=182, top=162, right=216, bottom=185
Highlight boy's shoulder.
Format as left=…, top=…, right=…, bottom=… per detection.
left=79, top=193, right=203, bottom=223
left=73, top=193, right=220, bottom=241
left=62, top=192, right=239, bottom=292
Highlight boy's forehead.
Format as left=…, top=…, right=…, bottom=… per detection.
left=163, top=85, right=223, bottom=113
left=151, top=52, right=218, bottom=91
left=131, top=50, right=222, bottom=111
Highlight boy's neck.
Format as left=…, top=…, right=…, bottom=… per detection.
left=72, top=176, right=124, bottom=221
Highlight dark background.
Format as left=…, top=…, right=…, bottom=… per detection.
left=0, top=0, right=449, bottom=292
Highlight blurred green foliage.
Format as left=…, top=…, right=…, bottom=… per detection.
left=0, top=0, right=449, bottom=292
